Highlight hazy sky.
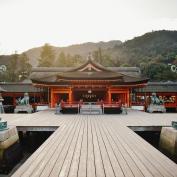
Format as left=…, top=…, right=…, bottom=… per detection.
left=0, top=0, right=177, bottom=54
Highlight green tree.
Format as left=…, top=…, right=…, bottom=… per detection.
left=4, top=53, right=32, bottom=82
left=56, top=52, right=83, bottom=67
left=109, top=56, right=121, bottom=67
left=93, top=47, right=103, bottom=64
left=55, top=52, right=67, bottom=67
left=38, top=43, right=55, bottom=67
left=65, top=54, right=74, bottom=66
left=7, top=53, right=18, bottom=82
left=17, top=53, right=32, bottom=81
left=92, top=48, right=113, bottom=66
left=72, top=54, right=84, bottom=66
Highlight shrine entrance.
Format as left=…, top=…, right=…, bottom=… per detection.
left=108, top=88, right=130, bottom=106
left=73, top=88, right=106, bottom=102
left=51, top=88, right=71, bottom=107
left=50, top=87, right=130, bottom=107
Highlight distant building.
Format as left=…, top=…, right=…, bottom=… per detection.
left=30, top=58, right=148, bottom=108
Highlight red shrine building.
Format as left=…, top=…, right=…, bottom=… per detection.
left=29, top=58, right=148, bottom=110
left=1, top=58, right=177, bottom=113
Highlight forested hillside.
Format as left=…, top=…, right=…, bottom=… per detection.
left=0, top=30, right=177, bottom=82
left=103, top=30, right=177, bottom=81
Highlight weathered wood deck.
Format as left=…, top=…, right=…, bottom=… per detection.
left=1, top=110, right=177, bottom=177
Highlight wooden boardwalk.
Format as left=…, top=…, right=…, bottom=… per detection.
left=1, top=110, right=177, bottom=177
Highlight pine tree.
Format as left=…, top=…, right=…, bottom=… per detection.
left=18, top=53, right=32, bottom=80
left=7, top=53, right=18, bottom=82
left=55, top=52, right=67, bottom=67
left=38, top=43, right=55, bottom=67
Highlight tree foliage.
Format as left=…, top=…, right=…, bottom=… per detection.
left=104, top=30, right=177, bottom=81
left=17, top=53, right=32, bottom=81
left=6, top=53, right=18, bottom=82
left=92, top=48, right=114, bottom=66
left=1, top=30, right=177, bottom=82
left=2, top=53, right=32, bottom=82
left=38, top=43, right=55, bottom=67
left=55, top=52, right=84, bottom=67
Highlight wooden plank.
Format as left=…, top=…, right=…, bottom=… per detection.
left=67, top=117, right=85, bottom=177
left=107, top=120, right=154, bottom=177
left=86, top=117, right=96, bottom=177
left=12, top=118, right=76, bottom=177
left=7, top=110, right=177, bottom=177
left=115, top=126, right=164, bottom=177
left=56, top=117, right=83, bottom=177
left=77, top=117, right=87, bottom=177
left=116, top=125, right=176, bottom=176
left=107, top=119, right=175, bottom=177
left=31, top=117, right=81, bottom=177
left=108, top=117, right=177, bottom=175
left=95, top=116, right=125, bottom=177
left=98, top=118, right=134, bottom=177
left=100, top=119, right=145, bottom=177
left=92, top=116, right=115, bottom=177
left=90, top=115, right=106, bottom=177
left=22, top=118, right=80, bottom=177
left=47, top=117, right=81, bottom=177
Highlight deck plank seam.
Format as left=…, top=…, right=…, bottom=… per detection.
left=99, top=118, right=134, bottom=177
left=90, top=116, right=106, bottom=177
left=57, top=117, right=84, bottom=177
left=107, top=120, right=155, bottom=177
left=89, top=116, right=98, bottom=177
left=114, top=126, right=166, bottom=177
left=66, top=117, right=85, bottom=177
left=11, top=118, right=73, bottom=177
left=118, top=126, right=175, bottom=177
left=97, top=118, right=128, bottom=177
left=102, top=120, right=145, bottom=177
left=76, top=117, right=86, bottom=177
left=46, top=117, right=82, bottom=177
left=92, top=116, right=115, bottom=177
left=95, top=116, right=125, bottom=177
left=25, top=117, right=80, bottom=177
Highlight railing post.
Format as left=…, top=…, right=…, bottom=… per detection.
left=78, top=104, right=79, bottom=114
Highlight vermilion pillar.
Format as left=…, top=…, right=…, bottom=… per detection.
left=69, top=90, right=72, bottom=103
left=108, top=90, right=111, bottom=103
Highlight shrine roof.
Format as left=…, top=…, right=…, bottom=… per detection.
left=1, top=81, right=177, bottom=93
left=135, top=81, right=177, bottom=92
left=0, top=83, right=42, bottom=93
left=0, top=86, right=6, bottom=92
left=30, top=59, right=148, bottom=85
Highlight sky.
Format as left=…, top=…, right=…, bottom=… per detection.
left=0, top=0, right=177, bottom=54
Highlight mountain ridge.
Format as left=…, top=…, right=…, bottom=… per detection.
left=24, top=40, right=122, bottom=66
left=1, top=30, right=177, bottom=82
left=1, top=30, right=177, bottom=68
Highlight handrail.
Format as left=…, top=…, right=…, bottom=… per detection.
left=61, top=101, right=121, bottom=105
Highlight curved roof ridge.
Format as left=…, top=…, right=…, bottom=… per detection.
left=69, top=58, right=112, bottom=72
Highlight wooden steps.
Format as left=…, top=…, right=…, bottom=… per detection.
left=80, top=105, right=102, bottom=114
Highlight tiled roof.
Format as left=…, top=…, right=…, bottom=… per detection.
left=0, top=86, right=6, bottom=92
left=135, top=82, right=177, bottom=92
left=30, top=60, right=147, bottom=84
left=0, top=83, right=42, bottom=93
